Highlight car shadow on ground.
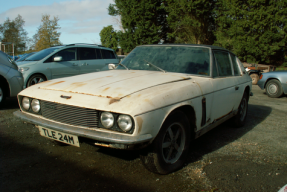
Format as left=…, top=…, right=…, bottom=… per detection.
left=0, top=97, right=19, bottom=110
left=186, top=104, right=272, bottom=163
left=0, top=136, right=151, bottom=192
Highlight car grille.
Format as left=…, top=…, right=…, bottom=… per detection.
left=41, top=100, right=98, bottom=128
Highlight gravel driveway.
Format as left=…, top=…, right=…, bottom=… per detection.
left=0, top=85, right=286, bottom=192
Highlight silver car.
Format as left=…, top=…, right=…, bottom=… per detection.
left=0, top=51, right=24, bottom=108
left=17, top=44, right=119, bottom=88
left=257, top=70, right=287, bottom=98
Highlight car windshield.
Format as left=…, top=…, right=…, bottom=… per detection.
left=25, top=47, right=61, bottom=61
left=17, top=52, right=35, bottom=61
left=119, top=46, right=211, bottom=76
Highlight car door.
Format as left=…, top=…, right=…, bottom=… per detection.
left=210, top=50, right=239, bottom=122
left=78, top=47, right=105, bottom=74
left=48, top=48, right=80, bottom=79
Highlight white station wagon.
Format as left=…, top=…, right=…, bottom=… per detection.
left=14, top=44, right=252, bottom=174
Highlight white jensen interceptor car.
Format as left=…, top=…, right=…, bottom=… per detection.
left=14, top=44, right=252, bottom=174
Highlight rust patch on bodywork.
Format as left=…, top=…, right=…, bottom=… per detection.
left=136, top=117, right=143, bottom=133
left=109, top=97, right=121, bottom=104
left=47, top=81, right=65, bottom=86
left=102, top=87, right=110, bottom=91
left=144, top=99, right=154, bottom=106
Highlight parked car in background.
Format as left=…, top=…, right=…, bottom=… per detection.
left=257, top=71, right=287, bottom=98
left=117, top=55, right=126, bottom=63
left=14, top=44, right=252, bottom=174
left=16, top=52, right=36, bottom=62
left=17, top=44, right=119, bottom=88
left=0, top=51, right=24, bottom=108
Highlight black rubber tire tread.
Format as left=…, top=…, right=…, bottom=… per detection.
left=250, top=73, right=259, bottom=85
left=27, top=74, right=46, bottom=87
left=232, top=91, right=248, bottom=128
left=0, top=83, right=7, bottom=108
left=140, top=110, right=191, bottom=174
left=265, top=79, right=284, bottom=98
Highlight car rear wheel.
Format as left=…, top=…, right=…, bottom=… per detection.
left=232, top=91, right=248, bottom=128
left=0, top=84, right=6, bottom=108
left=140, top=110, right=190, bottom=174
left=266, top=79, right=283, bottom=98
left=250, top=73, right=259, bottom=85
left=27, top=74, right=46, bottom=87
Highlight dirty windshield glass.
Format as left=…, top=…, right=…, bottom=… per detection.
left=119, top=46, right=211, bottom=76
left=25, top=47, right=60, bottom=61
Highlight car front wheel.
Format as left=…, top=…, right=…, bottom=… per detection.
left=0, top=84, right=6, bottom=108
left=140, top=110, right=190, bottom=174
left=27, top=74, right=46, bottom=87
left=266, top=79, right=283, bottom=98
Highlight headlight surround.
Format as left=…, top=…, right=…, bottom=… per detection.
left=100, top=112, right=114, bottom=128
left=31, top=99, right=40, bottom=113
left=18, top=67, right=30, bottom=73
left=117, top=115, right=133, bottom=132
left=22, top=97, right=30, bottom=110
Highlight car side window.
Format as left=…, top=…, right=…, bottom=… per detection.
left=213, top=51, right=232, bottom=76
left=44, top=48, right=76, bottom=62
left=230, top=54, right=241, bottom=76
left=78, top=48, right=102, bottom=60
left=101, top=49, right=116, bottom=59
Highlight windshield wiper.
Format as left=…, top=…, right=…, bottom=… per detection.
left=143, top=59, right=165, bottom=73
left=117, top=63, right=129, bottom=70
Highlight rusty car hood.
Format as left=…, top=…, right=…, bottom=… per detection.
left=37, top=70, right=191, bottom=99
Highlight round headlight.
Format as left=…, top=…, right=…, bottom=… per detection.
left=100, top=112, right=114, bottom=128
left=117, top=115, right=133, bottom=132
left=22, top=97, right=30, bottom=110
left=31, top=99, right=40, bottom=112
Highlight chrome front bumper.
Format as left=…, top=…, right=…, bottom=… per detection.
left=14, top=111, right=152, bottom=145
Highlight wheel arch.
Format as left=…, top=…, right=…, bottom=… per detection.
left=26, top=73, right=48, bottom=87
left=0, top=75, right=10, bottom=97
left=161, top=105, right=197, bottom=139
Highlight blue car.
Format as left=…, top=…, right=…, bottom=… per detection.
left=257, top=71, right=287, bottom=98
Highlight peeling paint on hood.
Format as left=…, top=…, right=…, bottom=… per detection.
left=38, top=70, right=191, bottom=99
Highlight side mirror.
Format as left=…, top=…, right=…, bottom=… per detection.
left=108, top=64, right=116, bottom=70
left=54, top=56, right=62, bottom=62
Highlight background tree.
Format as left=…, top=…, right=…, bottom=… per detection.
left=214, top=0, right=287, bottom=65
left=0, top=15, right=29, bottom=55
left=100, top=25, right=119, bottom=51
left=164, top=0, right=216, bottom=44
left=33, top=14, right=61, bottom=51
left=108, top=0, right=170, bottom=53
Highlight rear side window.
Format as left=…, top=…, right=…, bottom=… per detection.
left=101, top=49, right=116, bottom=59
left=230, top=54, right=241, bottom=76
left=78, top=48, right=102, bottom=60
left=213, top=51, right=232, bottom=76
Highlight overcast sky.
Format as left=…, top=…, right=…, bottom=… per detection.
left=0, top=0, right=119, bottom=45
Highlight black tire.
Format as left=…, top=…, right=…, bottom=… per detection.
left=250, top=73, right=259, bottom=85
left=265, top=79, right=283, bottom=98
left=232, top=92, right=248, bottom=128
left=140, top=110, right=191, bottom=174
left=27, top=74, right=46, bottom=87
left=0, top=84, right=6, bottom=108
